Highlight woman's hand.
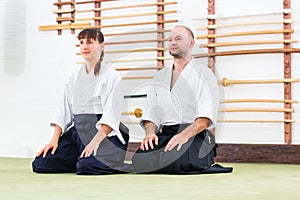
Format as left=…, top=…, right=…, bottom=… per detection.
left=80, top=124, right=110, bottom=158
left=36, top=139, right=59, bottom=158
left=80, top=136, right=103, bottom=158
left=36, top=125, right=61, bottom=158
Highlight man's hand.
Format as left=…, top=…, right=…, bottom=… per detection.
left=164, top=133, right=189, bottom=152
left=140, top=133, right=159, bottom=151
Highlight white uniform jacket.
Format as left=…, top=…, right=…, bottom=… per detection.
left=50, top=64, right=125, bottom=144
left=141, top=59, right=219, bottom=130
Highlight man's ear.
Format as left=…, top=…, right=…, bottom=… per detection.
left=190, top=39, right=195, bottom=48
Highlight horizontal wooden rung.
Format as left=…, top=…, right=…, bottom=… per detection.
left=90, top=10, right=177, bottom=20
left=200, top=39, right=298, bottom=48
left=193, top=48, right=300, bottom=57
left=53, top=1, right=75, bottom=6
left=93, top=20, right=178, bottom=29
left=220, top=99, right=298, bottom=104
left=53, top=9, right=75, bottom=14
left=104, top=29, right=171, bottom=37
left=105, top=57, right=172, bottom=63
left=124, top=119, right=295, bottom=124
left=122, top=76, right=154, bottom=80
left=197, top=19, right=293, bottom=30
left=218, top=77, right=300, bottom=87
left=197, top=29, right=294, bottom=39
left=105, top=39, right=168, bottom=45
left=219, top=108, right=294, bottom=113
left=104, top=48, right=168, bottom=54
left=115, top=66, right=163, bottom=71
left=218, top=119, right=295, bottom=123
left=77, top=1, right=177, bottom=10
left=39, top=23, right=91, bottom=31
left=56, top=17, right=74, bottom=22
left=76, top=0, right=122, bottom=5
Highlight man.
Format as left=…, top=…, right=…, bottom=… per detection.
left=131, top=25, right=232, bottom=174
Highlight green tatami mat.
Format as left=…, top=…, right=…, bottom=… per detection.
left=0, top=157, right=299, bottom=200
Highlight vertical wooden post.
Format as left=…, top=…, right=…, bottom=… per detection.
left=283, top=0, right=292, bottom=144
left=157, top=0, right=165, bottom=69
left=94, top=1, right=101, bottom=30
left=57, top=0, right=62, bottom=35
left=207, top=0, right=216, bottom=135
left=207, top=0, right=216, bottom=72
left=71, top=0, right=75, bottom=34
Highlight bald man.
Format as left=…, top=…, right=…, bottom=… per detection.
left=132, top=25, right=232, bottom=174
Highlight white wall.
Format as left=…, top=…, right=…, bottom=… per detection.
left=0, top=0, right=299, bottom=158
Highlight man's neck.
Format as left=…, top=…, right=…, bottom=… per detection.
left=173, top=56, right=192, bottom=72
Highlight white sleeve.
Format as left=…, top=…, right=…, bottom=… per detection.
left=195, top=67, right=220, bottom=129
left=96, top=71, right=122, bottom=133
left=140, top=81, right=161, bottom=129
left=50, top=75, right=75, bottom=134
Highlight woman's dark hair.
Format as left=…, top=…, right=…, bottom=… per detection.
left=78, top=28, right=104, bottom=76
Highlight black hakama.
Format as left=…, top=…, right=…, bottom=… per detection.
left=32, top=114, right=132, bottom=175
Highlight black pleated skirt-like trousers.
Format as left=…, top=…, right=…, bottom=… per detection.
left=132, top=124, right=217, bottom=174
left=32, top=114, right=132, bottom=175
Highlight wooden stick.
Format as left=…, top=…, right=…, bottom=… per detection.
left=104, top=48, right=168, bottom=54
left=93, top=20, right=178, bottom=29
left=219, top=77, right=299, bottom=87
left=122, top=108, right=143, bottom=118
left=218, top=119, right=295, bottom=123
left=219, top=108, right=294, bottom=113
left=39, top=23, right=91, bottom=31
left=105, top=39, right=168, bottom=45
left=122, top=106, right=294, bottom=118
left=121, top=121, right=140, bottom=124
left=77, top=48, right=167, bottom=55
left=200, top=39, right=297, bottom=48
left=123, top=94, right=147, bottom=99
left=76, top=0, right=117, bottom=4
left=193, top=48, right=300, bottom=58
left=76, top=10, right=177, bottom=21
left=122, top=119, right=295, bottom=124
left=194, top=9, right=291, bottom=20
left=103, top=29, right=171, bottom=37
left=122, top=76, right=154, bottom=80
left=76, top=1, right=177, bottom=11
left=53, top=9, right=75, bottom=14
left=77, top=59, right=167, bottom=65
left=54, top=1, right=75, bottom=6
left=105, top=57, right=172, bottom=63
left=115, top=66, right=163, bottom=71
left=56, top=17, right=74, bottom=22
left=197, top=29, right=294, bottom=39
left=197, top=19, right=293, bottom=30
left=220, top=99, right=298, bottom=104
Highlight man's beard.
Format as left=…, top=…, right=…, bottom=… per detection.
left=169, top=50, right=183, bottom=58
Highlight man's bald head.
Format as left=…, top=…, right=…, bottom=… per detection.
left=172, top=25, right=195, bottom=40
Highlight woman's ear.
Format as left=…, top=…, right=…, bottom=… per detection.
left=100, top=42, right=105, bottom=50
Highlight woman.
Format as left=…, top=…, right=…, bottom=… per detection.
left=32, top=28, right=131, bottom=175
